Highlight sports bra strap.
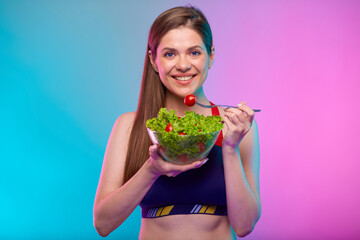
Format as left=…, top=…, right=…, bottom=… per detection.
left=210, top=101, right=220, bottom=116
left=209, top=101, right=223, bottom=147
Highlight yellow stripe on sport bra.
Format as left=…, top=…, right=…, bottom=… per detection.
left=199, top=205, right=208, bottom=213
left=205, top=205, right=216, bottom=214
left=156, top=207, right=164, bottom=217
left=160, top=205, right=174, bottom=216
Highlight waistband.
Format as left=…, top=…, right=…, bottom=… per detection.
left=141, top=203, right=227, bottom=218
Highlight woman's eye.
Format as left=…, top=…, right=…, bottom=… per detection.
left=164, top=52, right=175, bottom=58
left=190, top=51, right=201, bottom=56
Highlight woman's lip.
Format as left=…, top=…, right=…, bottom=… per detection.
left=172, top=75, right=196, bottom=85
left=172, top=74, right=196, bottom=78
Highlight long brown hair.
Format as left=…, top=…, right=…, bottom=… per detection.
left=123, top=6, right=213, bottom=184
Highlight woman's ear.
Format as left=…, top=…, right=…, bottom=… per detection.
left=209, top=46, right=215, bottom=69
left=148, top=50, right=158, bottom=72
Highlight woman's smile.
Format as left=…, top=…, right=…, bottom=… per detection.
left=171, top=74, right=197, bottom=85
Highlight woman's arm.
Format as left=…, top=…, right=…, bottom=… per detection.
left=222, top=104, right=261, bottom=237
left=93, top=112, right=156, bottom=237
left=93, top=112, right=207, bottom=237
left=94, top=160, right=159, bottom=237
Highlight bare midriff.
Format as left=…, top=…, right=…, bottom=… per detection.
left=139, top=214, right=234, bottom=240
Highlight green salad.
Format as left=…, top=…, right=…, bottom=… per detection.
left=146, top=108, right=223, bottom=134
left=146, top=108, right=223, bottom=163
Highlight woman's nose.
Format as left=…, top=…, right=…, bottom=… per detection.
left=176, top=56, right=191, bottom=71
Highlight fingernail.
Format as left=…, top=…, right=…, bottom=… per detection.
left=196, top=162, right=202, bottom=167
left=203, top=158, right=209, bottom=165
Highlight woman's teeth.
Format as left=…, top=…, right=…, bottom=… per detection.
left=174, top=75, right=194, bottom=81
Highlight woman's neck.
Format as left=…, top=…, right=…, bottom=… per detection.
left=164, top=87, right=212, bottom=117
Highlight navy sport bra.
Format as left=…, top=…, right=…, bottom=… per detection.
left=139, top=104, right=227, bottom=218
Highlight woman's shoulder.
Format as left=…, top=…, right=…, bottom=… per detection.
left=116, top=111, right=136, bottom=123
left=112, top=111, right=137, bottom=135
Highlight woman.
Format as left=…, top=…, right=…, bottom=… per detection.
left=93, top=6, right=261, bottom=239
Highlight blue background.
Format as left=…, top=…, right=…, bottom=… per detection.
left=1, top=1, right=178, bottom=239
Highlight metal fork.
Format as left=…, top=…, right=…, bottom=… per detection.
left=196, top=102, right=261, bottom=112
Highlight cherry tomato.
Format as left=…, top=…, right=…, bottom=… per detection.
left=179, top=132, right=186, bottom=135
left=184, top=95, right=196, bottom=106
left=178, top=154, right=190, bottom=164
left=197, top=142, right=205, bottom=152
left=165, top=123, right=173, bottom=132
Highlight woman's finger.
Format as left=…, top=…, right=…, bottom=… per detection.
left=164, top=158, right=208, bottom=177
left=224, top=108, right=244, bottom=125
left=196, top=158, right=208, bottom=168
left=166, top=170, right=181, bottom=177
left=238, top=103, right=255, bottom=121
left=183, top=158, right=207, bottom=170
left=149, top=144, right=161, bottom=160
left=222, top=113, right=235, bottom=129
left=223, top=115, right=242, bottom=139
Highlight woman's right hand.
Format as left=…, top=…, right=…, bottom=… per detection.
left=147, top=144, right=208, bottom=177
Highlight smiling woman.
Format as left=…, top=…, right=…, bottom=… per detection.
left=93, top=5, right=261, bottom=240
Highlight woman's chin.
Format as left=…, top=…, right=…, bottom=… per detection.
left=173, top=89, right=196, bottom=99
left=166, top=83, right=203, bottom=99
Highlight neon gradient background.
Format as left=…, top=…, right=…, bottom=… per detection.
left=1, top=0, right=359, bottom=239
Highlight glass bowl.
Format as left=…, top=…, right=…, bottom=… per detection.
left=147, top=128, right=221, bottom=165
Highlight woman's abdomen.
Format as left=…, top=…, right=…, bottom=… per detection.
left=139, top=215, right=233, bottom=240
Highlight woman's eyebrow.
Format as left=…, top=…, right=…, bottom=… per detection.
left=160, top=45, right=204, bottom=52
left=160, top=47, right=177, bottom=53
left=188, top=45, right=204, bottom=51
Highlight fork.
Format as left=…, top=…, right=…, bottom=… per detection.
left=196, top=102, right=261, bottom=112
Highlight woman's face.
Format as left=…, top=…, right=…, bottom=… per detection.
left=150, top=26, right=214, bottom=98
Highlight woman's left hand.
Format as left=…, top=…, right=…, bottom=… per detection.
left=222, top=101, right=255, bottom=149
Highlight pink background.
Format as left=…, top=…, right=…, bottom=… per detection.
left=200, top=0, right=360, bottom=239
